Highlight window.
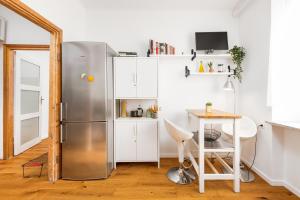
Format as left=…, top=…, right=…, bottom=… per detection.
left=268, top=0, right=300, bottom=121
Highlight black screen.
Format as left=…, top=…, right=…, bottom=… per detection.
left=195, top=32, right=229, bottom=50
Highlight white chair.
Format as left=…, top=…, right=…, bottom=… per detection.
left=222, top=116, right=257, bottom=182
left=164, top=119, right=195, bottom=184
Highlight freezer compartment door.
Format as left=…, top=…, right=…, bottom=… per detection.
left=62, top=122, right=110, bottom=180
left=62, top=42, right=107, bottom=122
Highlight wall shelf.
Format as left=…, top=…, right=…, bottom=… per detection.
left=185, top=66, right=233, bottom=77
left=151, top=54, right=231, bottom=59
left=189, top=72, right=233, bottom=76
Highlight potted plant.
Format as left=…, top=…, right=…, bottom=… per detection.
left=228, top=45, right=246, bottom=82
left=208, top=62, right=214, bottom=72
left=149, top=105, right=159, bottom=119
left=206, top=102, right=213, bottom=113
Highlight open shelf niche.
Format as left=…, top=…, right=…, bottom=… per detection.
left=115, top=99, right=158, bottom=121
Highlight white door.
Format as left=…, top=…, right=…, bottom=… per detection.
left=115, top=121, right=137, bottom=161
left=115, top=57, right=137, bottom=98
left=14, top=51, right=47, bottom=155
left=137, top=121, right=158, bottom=161
left=137, top=58, right=158, bottom=98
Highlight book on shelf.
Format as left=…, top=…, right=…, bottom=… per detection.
left=149, top=39, right=176, bottom=56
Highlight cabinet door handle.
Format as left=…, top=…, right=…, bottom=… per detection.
left=132, top=73, right=137, bottom=86
left=133, top=125, right=137, bottom=142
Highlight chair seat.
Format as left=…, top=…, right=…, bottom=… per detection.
left=164, top=119, right=194, bottom=142
left=222, top=116, right=257, bottom=139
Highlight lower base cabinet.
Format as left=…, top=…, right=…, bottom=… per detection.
left=115, top=120, right=158, bottom=163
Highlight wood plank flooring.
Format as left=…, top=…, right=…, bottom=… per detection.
left=0, top=140, right=298, bottom=200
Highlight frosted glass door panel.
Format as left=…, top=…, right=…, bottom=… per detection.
left=21, top=59, right=40, bottom=86
left=21, top=90, right=40, bottom=114
left=21, top=117, right=39, bottom=145
left=14, top=51, right=43, bottom=156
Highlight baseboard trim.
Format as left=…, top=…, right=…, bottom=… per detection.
left=283, top=181, right=300, bottom=197
left=241, top=158, right=300, bottom=197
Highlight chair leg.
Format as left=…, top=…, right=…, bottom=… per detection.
left=167, top=162, right=195, bottom=185
left=39, top=164, right=43, bottom=177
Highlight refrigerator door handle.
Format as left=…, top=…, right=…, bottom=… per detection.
left=61, top=102, right=68, bottom=121
left=60, top=123, right=67, bottom=143
left=60, top=124, right=63, bottom=143
left=60, top=102, right=63, bottom=122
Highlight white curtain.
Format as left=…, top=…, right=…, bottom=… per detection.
left=268, top=0, right=300, bottom=121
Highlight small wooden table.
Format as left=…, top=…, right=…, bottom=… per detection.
left=186, top=109, right=241, bottom=193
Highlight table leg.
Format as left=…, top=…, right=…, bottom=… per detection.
left=199, top=120, right=205, bottom=193
left=233, top=119, right=240, bottom=192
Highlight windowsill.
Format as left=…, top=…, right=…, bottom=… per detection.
left=266, top=121, right=300, bottom=131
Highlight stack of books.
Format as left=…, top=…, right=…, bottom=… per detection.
left=118, top=51, right=138, bottom=57
left=149, top=40, right=175, bottom=55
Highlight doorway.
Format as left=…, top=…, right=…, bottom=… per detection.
left=1, top=0, right=62, bottom=182
left=3, top=45, right=50, bottom=158
left=13, top=50, right=50, bottom=155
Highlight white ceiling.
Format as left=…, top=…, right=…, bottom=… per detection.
left=80, top=0, right=240, bottom=11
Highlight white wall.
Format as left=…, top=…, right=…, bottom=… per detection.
left=158, top=59, right=237, bottom=156
left=85, top=9, right=240, bottom=155
left=86, top=10, right=239, bottom=56
left=238, top=0, right=272, bottom=178
left=0, top=5, right=50, bottom=159
left=238, top=0, right=300, bottom=196
left=21, top=0, right=87, bottom=41
left=283, top=129, right=300, bottom=196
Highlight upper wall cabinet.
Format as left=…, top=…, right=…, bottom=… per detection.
left=115, top=57, right=137, bottom=98
left=114, top=57, right=158, bottom=98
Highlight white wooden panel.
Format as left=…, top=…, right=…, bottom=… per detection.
left=115, top=57, right=137, bottom=98
left=136, top=58, right=158, bottom=98
left=115, top=121, right=136, bottom=161
left=14, top=51, right=43, bottom=155
left=137, top=121, right=158, bottom=161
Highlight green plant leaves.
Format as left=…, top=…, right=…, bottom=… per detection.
left=228, top=45, right=246, bottom=82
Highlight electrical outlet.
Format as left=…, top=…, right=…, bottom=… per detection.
left=258, top=124, right=264, bottom=128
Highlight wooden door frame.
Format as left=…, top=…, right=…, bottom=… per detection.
left=0, top=0, right=62, bottom=182
left=3, top=44, right=50, bottom=159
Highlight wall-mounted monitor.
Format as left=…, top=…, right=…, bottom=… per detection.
left=195, top=32, right=228, bottom=51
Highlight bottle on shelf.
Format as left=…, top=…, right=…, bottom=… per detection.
left=121, top=100, right=127, bottom=117
left=198, top=61, right=205, bottom=73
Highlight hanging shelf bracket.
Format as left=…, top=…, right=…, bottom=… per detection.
left=185, top=66, right=190, bottom=78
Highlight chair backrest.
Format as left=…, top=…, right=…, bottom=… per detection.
left=222, top=116, right=257, bottom=138
left=164, top=119, right=194, bottom=143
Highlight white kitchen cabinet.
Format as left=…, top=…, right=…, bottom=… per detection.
left=115, top=120, right=159, bottom=164
left=137, top=121, right=158, bottom=161
left=115, top=121, right=137, bottom=161
left=137, top=58, right=158, bottom=98
left=114, top=57, right=158, bottom=98
left=115, top=57, right=137, bottom=98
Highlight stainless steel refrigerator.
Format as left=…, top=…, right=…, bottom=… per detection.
left=61, top=42, right=117, bottom=180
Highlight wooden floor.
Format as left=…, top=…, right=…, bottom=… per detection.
left=0, top=140, right=298, bottom=200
